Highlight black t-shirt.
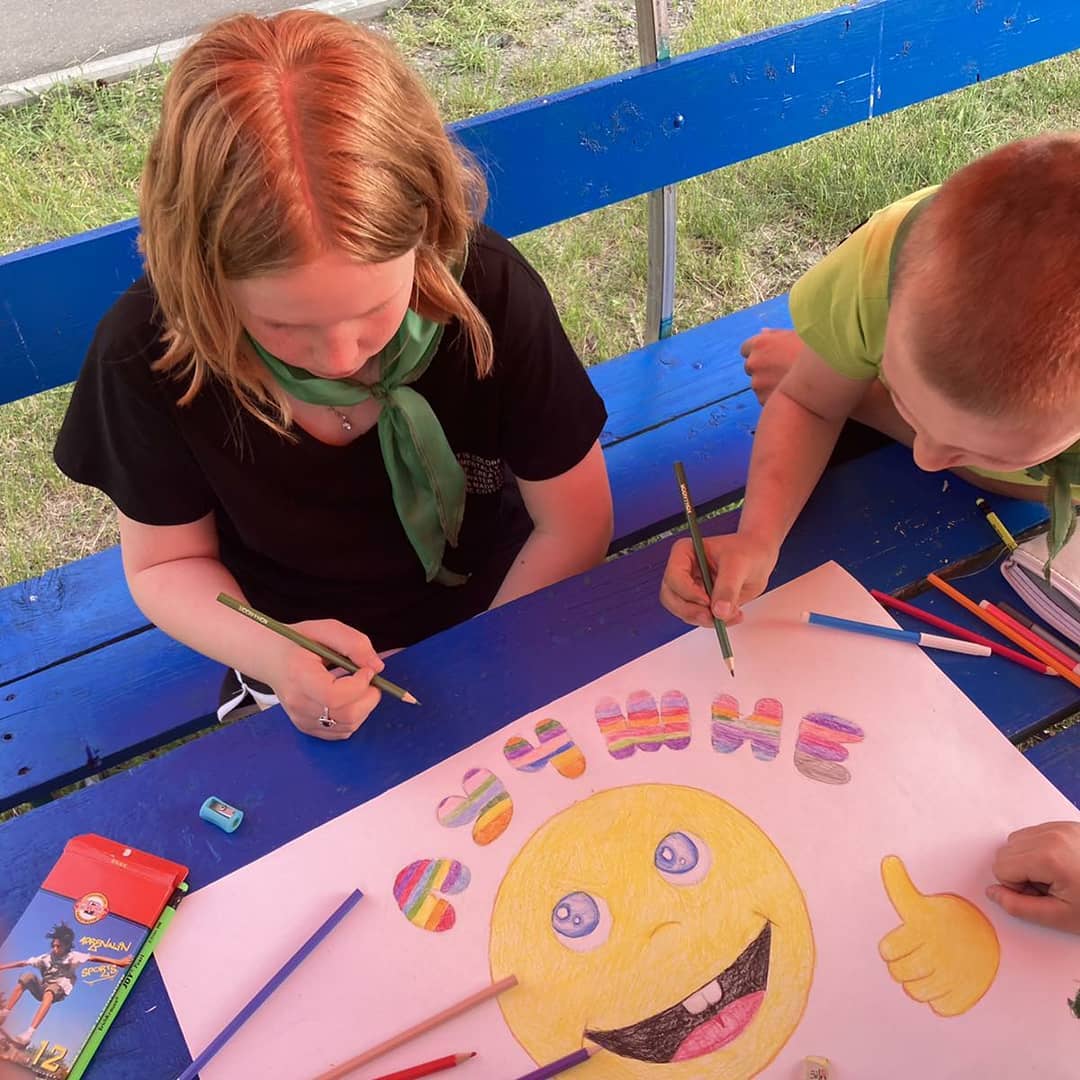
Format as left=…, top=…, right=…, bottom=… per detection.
left=54, top=227, right=607, bottom=651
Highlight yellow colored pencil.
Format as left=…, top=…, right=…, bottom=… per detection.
left=975, top=497, right=1018, bottom=551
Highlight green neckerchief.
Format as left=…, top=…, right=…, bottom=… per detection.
left=1026, top=449, right=1080, bottom=579
left=249, top=309, right=467, bottom=586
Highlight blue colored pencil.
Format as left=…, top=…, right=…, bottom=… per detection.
left=801, top=611, right=991, bottom=657
left=512, top=1046, right=598, bottom=1080
left=176, top=889, right=363, bottom=1080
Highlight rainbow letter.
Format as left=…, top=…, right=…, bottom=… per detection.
left=436, top=768, right=514, bottom=845
left=503, top=718, right=586, bottom=778
left=794, top=712, right=865, bottom=784
left=710, top=694, right=783, bottom=761
left=595, top=690, right=692, bottom=758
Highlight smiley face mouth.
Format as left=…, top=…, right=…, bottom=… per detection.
left=585, top=922, right=771, bottom=1063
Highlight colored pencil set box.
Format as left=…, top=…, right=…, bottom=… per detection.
left=0, top=834, right=188, bottom=1079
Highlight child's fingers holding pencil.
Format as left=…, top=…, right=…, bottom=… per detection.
left=704, top=533, right=777, bottom=623
left=660, top=539, right=716, bottom=627
left=292, top=619, right=385, bottom=676
left=660, top=533, right=774, bottom=627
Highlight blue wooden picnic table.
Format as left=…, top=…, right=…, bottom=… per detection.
left=0, top=441, right=1075, bottom=1079
left=2, top=1, right=1079, bottom=1074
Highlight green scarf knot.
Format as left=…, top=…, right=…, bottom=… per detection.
left=1025, top=450, right=1080, bottom=579
left=249, top=308, right=467, bottom=585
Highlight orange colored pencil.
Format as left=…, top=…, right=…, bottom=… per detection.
left=979, top=601, right=1080, bottom=673
left=926, top=573, right=1080, bottom=691
left=371, top=1052, right=476, bottom=1080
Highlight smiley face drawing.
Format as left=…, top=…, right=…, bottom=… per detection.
left=490, top=785, right=814, bottom=1078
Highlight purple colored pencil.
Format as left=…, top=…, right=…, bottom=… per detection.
left=176, top=889, right=363, bottom=1080
left=512, top=1046, right=598, bottom=1080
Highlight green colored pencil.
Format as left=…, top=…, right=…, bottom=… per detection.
left=68, top=882, right=189, bottom=1080
left=673, top=462, right=736, bottom=677
left=217, top=594, right=420, bottom=705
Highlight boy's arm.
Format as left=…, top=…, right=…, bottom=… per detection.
left=662, top=342, right=867, bottom=626
left=84, top=955, right=131, bottom=966
left=737, top=343, right=869, bottom=554
left=0, top=961, right=30, bottom=972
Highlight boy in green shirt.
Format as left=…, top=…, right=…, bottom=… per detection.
left=660, top=133, right=1080, bottom=936
left=661, top=131, right=1080, bottom=627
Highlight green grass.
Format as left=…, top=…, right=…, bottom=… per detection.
left=2, top=0, right=1080, bottom=585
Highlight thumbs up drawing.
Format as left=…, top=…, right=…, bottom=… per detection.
left=878, top=855, right=1000, bottom=1017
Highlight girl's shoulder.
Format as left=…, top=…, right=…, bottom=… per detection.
left=89, top=274, right=171, bottom=381
left=462, top=226, right=555, bottom=314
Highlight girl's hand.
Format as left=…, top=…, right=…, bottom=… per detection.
left=269, top=620, right=385, bottom=740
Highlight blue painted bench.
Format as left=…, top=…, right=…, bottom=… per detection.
left=2, top=0, right=1078, bottom=821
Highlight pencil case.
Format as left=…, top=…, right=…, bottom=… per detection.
left=1000, top=531, right=1080, bottom=649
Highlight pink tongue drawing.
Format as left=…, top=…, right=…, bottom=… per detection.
left=671, top=990, right=766, bottom=1061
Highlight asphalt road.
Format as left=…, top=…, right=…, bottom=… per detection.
left=0, top=0, right=389, bottom=87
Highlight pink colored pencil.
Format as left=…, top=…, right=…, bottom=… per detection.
left=870, top=590, right=1056, bottom=676
left=979, top=600, right=1080, bottom=673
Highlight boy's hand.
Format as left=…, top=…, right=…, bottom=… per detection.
left=740, top=328, right=803, bottom=405
left=986, top=821, right=1080, bottom=934
left=269, top=620, right=384, bottom=741
left=660, top=532, right=779, bottom=628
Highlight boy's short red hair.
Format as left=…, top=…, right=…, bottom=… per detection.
left=894, top=132, right=1080, bottom=418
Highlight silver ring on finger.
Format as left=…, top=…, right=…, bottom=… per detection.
left=318, top=705, right=336, bottom=729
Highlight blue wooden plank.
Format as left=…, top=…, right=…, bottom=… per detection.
left=5, top=0, right=1078, bottom=403
left=607, top=388, right=759, bottom=548
left=455, top=0, right=1080, bottom=236
left=0, top=218, right=142, bottom=404
left=1026, top=721, right=1080, bottom=802
left=592, top=295, right=787, bottom=445
left=0, top=630, right=222, bottom=811
left=789, top=443, right=1050, bottom=594
left=0, top=546, right=148, bottom=686
left=0, top=444, right=1072, bottom=1078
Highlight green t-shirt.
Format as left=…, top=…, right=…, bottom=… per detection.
left=789, top=187, right=937, bottom=382
left=787, top=188, right=1080, bottom=505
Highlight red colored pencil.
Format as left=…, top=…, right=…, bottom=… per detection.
left=979, top=601, right=1080, bottom=673
left=371, top=1052, right=476, bottom=1080
left=870, top=590, right=1056, bottom=676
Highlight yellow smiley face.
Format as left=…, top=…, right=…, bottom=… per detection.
left=489, top=784, right=813, bottom=1078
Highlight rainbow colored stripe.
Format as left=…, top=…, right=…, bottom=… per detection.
left=504, top=718, right=586, bottom=778
left=711, top=694, right=783, bottom=761
left=393, top=858, right=471, bottom=932
left=794, top=712, right=865, bottom=785
left=596, top=690, right=692, bottom=758
left=436, top=768, right=514, bottom=845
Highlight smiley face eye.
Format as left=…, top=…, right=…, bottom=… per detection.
left=655, top=831, right=712, bottom=885
left=551, top=891, right=611, bottom=952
